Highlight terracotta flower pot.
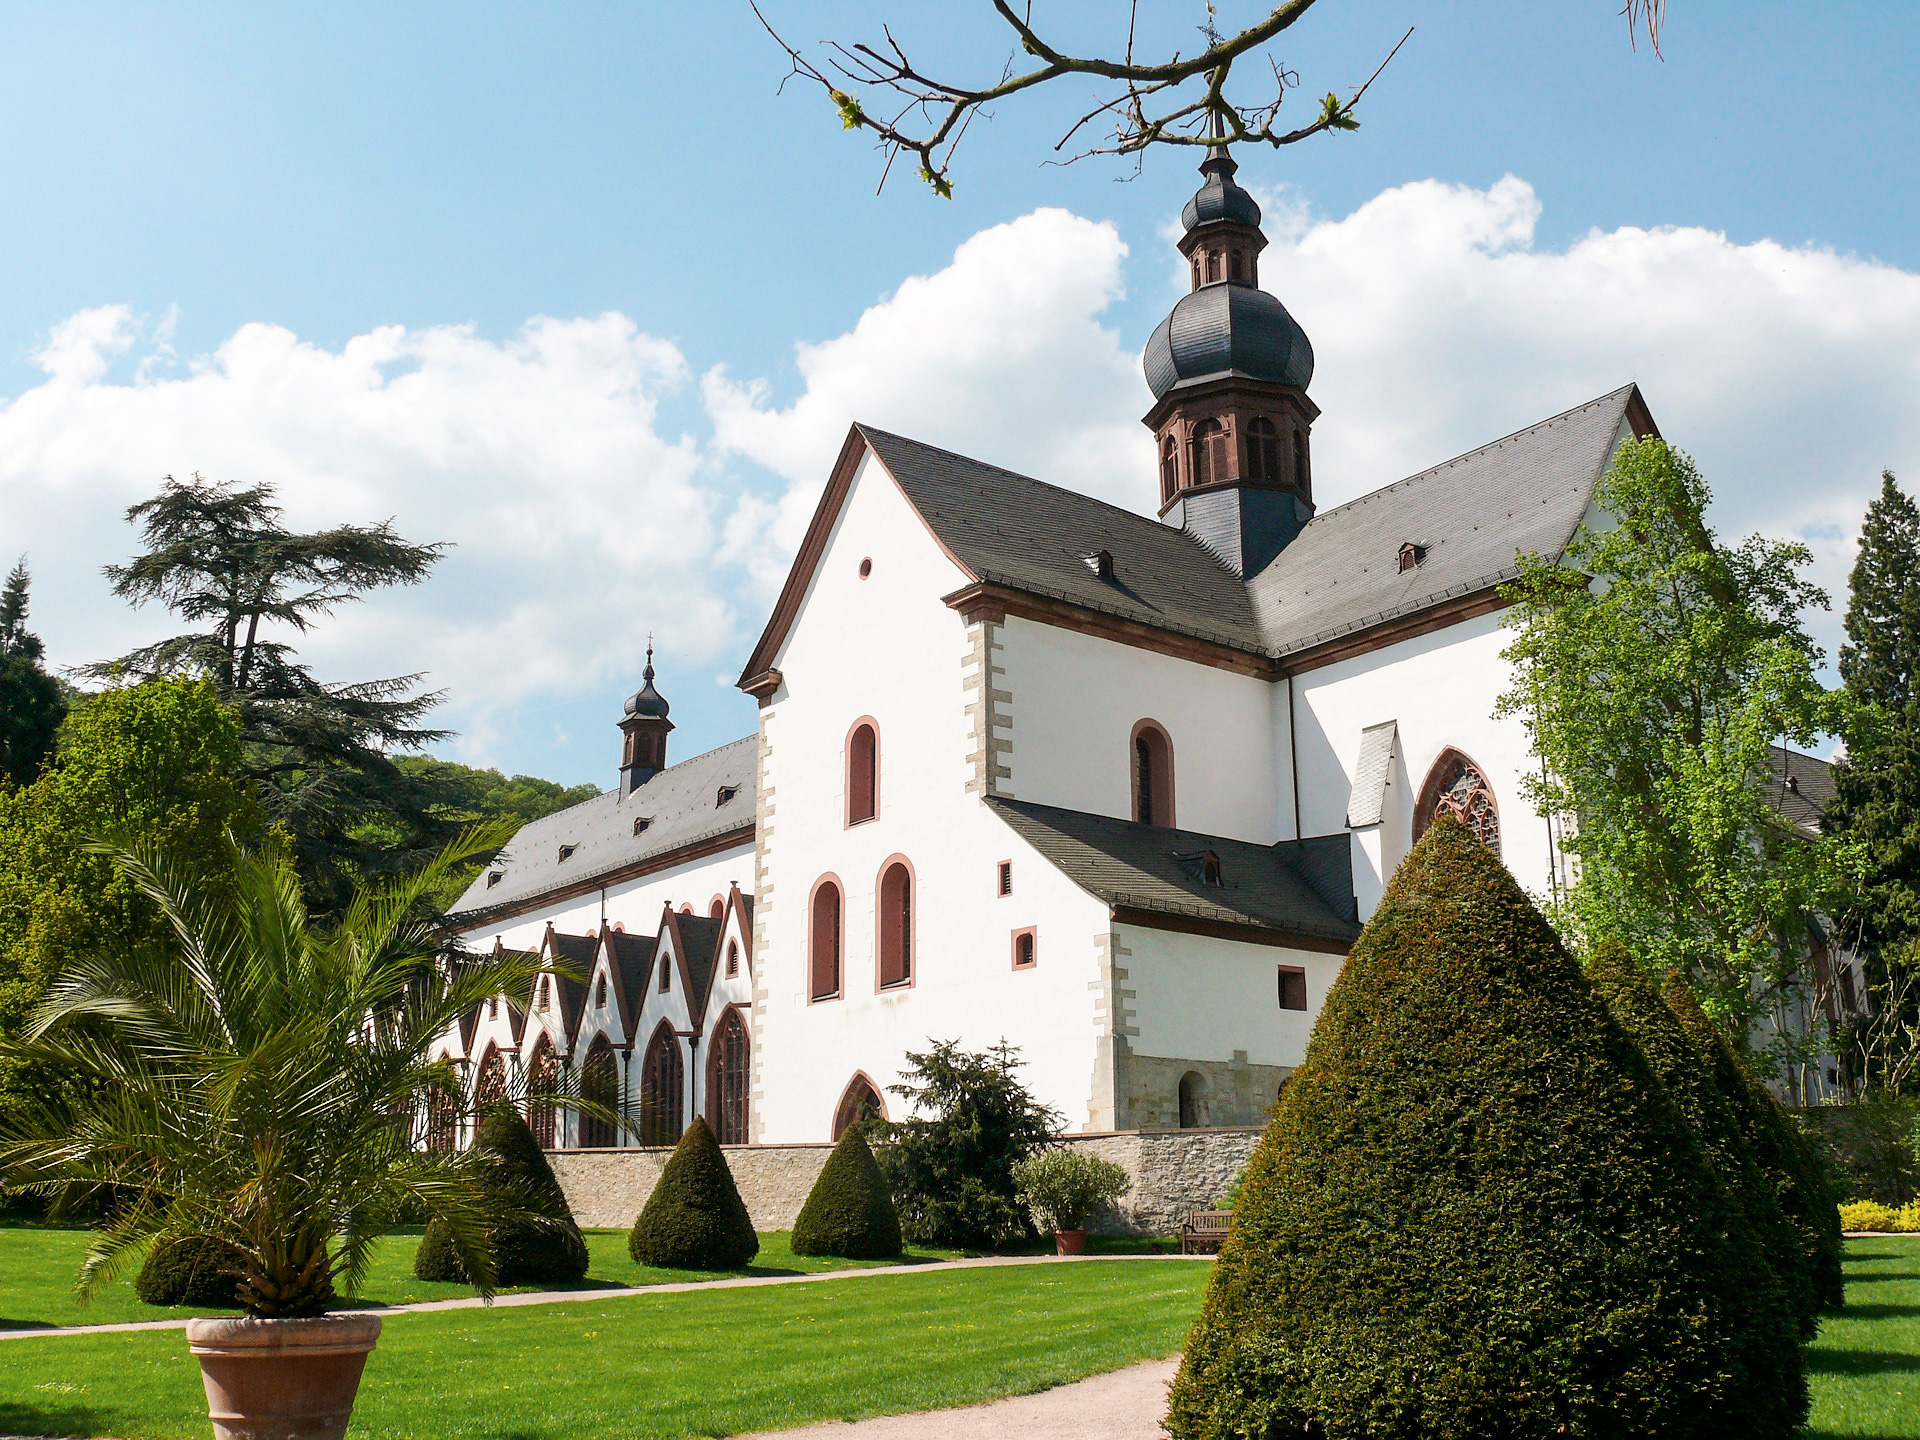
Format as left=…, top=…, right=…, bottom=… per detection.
left=186, top=1313, right=382, bottom=1440
left=1054, top=1229, right=1088, bottom=1256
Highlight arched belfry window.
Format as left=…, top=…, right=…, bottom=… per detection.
left=833, top=1073, right=886, bottom=1140
left=526, top=1036, right=558, bottom=1149
left=1189, top=419, right=1228, bottom=488
left=1292, top=427, right=1310, bottom=489
left=1414, top=748, right=1501, bottom=856
left=1246, top=417, right=1280, bottom=483
left=1160, top=435, right=1180, bottom=503
left=877, top=859, right=914, bottom=989
left=1131, top=721, right=1175, bottom=829
left=640, top=1022, right=684, bottom=1146
left=810, top=877, right=843, bottom=1001
left=578, top=1035, right=619, bottom=1148
left=847, top=720, right=878, bottom=825
left=707, top=1007, right=750, bottom=1144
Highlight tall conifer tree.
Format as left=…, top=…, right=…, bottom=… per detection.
left=0, top=560, right=66, bottom=789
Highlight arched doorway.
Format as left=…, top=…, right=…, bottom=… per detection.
left=707, top=1008, right=751, bottom=1144
left=832, top=1073, right=886, bottom=1140
left=640, top=1023, right=684, bottom=1146
left=1177, top=1071, right=1208, bottom=1129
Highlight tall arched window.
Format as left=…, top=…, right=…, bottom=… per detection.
left=877, top=859, right=914, bottom=989
left=1160, top=435, right=1180, bottom=502
left=833, top=1073, right=886, bottom=1140
left=707, top=1008, right=751, bottom=1144
left=640, top=1022, right=684, bottom=1146
left=578, top=1035, right=619, bottom=1148
left=847, top=720, right=879, bottom=825
left=1292, top=427, right=1310, bottom=489
left=424, top=1081, right=458, bottom=1153
left=526, top=1037, right=558, bottom=1149
left=709, top=896, right=725, bottom=920
left=1131, top=721, right=1175, bottom=828
left=1189, top=419, right=1228, bottom=487
left=1245, top=417, right=1280, bottom=483
left=474, top=1045, right=508, bottom=1113
left=1413, top=748, right=1501, bottom=855
left=810, top=877, right=843, bottom=1001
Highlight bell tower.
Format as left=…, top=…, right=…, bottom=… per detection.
left=617, top=640, right=673, bottom=794
left=1142, top=130, right=1319, bottom=577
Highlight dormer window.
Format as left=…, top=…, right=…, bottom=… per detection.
left=485, top=870, right=504, bottom=889
left=717, top=785, right=738, bottom=807
left=1084, top=549, right=1115, bottom=582
left=557, top=844, right=576, bottom=863
left=633, top=816, right=652, bottom=836
left=1399, top=542, right=1427, bottom=573
left=1178, top=848, right=1224, bottom=886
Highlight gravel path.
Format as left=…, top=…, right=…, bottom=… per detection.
left=738, top=1357, right=1179, bottom=1440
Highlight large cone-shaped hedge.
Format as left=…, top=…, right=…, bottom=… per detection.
left=791, top=1124, right=902, bottom=1259
left=1586, top=941, right=1818, bottom=1340
left=1663, top=977, right=1845, bottom=1312
left=1166, top=818, right=1808, bottom=1440
left=628, top=1116, right=759, bottom=1270
left=414, top=1109, right=590, bottom=1286
left=135, top=1235, right=250, bottom=1309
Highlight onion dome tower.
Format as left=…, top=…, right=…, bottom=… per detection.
left=617, top=640, right=674, bottom=794
left=1143, top=124, right=1319, bottom=577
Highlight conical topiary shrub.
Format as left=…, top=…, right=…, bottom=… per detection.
left=628, top=1116, right=759, bottom=1270
left=1664, top=976, right=1846, bottom=1312
left=791, top=1125, right=902, bottom=1259
left=135, top=1235, right=250, bottom=1309
left=414, top=1109, right=589, bottom=1286
left=1166, top=817, right=1808, bottom=1440
left=1586, top=941, right=1818, bottom=1339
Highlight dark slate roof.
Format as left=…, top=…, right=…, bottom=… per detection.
left=673, top=915, right=725, bottom=1021
left=860, top=385, right=1643, bottom=664
left=607, top=930, right=658, bottom=1035
left=1143, top=284, right=1315, bottom=400
left=545, top=932, right=595, bottom=1043
left=1248, top=386, right=1639, bottom=657
left=858, top=427, right=1266, bottom=653
left=987, top=797, right=1360, bottom=945
left=448, top=737, right=757, bottom=921
left=1769, top=745, right=1835, bottom=841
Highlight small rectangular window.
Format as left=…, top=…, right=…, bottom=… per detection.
left=1278, top=966, right=1308, bottom=1011
left=1012, top=928, right=1037, bottom=970
left=997, top=861, right=1012, bottom=896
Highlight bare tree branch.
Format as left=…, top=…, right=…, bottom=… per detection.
left=1622, top=0, right=1668, bottom=57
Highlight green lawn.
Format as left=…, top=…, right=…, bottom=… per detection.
left=0, top=1259, right=1207, bottom=1439
left=0, top=1225, right=963, bottom=1331
left=1809, top=1239, right=1920, bottom=1437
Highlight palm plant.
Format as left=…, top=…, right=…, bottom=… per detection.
left=0, top=824, right=560, bottom=1317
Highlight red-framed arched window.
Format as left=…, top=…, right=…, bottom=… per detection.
left=1413, top=747, right=1501, bottom=855
left=526, top=1036, right=558, bottom=1149
left=424, top=1078, right=458, bottom=1153
left=1160, top=434, right=1180, bottom=503
left=877, top=857, right=914, bottom=990
left=707, top=1007, right=751, bottom=1144
left=847, top=719, right=879, bottom=826
left=578, top=1035, right=619, bottom=1148
left=833, top=1072, right=887, bottom=1140
left=1131, top=720, right=1175, bottom=828
left=709, top=895, right=725, bottom=920
left=639, top=1022, right=684, bottom=1146
left=810, top=876, right=843, bottom=1001
left=1189, top=419, right=1227, bottom=487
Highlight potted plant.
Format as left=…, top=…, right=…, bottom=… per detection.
left=0, top=827, right=566, bottom=1440
left=1014, top=1149, right=1131, bottom=1255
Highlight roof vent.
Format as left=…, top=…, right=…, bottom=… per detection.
left=717, top=785, right=739, bottom=807
left=1177, top=848, right=1225, bottom=886
left=485, top=870, right=504, bottom=889
left=1399, top=542, right=1426, bottom=573
left=557, top=844, right=576, bottom=863
left=633, top=816, right=653, bottom=835
left=1785, top=774, right=1800, bottom=795
left=1083, top=549, right=1116, bottom=581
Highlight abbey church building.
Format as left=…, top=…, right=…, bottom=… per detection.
left=444, top=140, right=1659, bottom=1149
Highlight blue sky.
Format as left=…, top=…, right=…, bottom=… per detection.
left=2, top=2, right=1915, bottom=784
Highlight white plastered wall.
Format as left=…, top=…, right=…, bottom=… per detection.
left=753, top=449, right=1115, bottom=1142
left=1117, top=922, right=1339, bottom=1073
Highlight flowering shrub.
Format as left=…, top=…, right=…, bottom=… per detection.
left=1839, top=1199, right=1920, bottom=1233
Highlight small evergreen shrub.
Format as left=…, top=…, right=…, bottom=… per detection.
left=1664, top=978, right=1846, bottom=1312
left=1586, top=940, right=1818, bottom=1338
left=791, top=1126, right=902, bottom=1258
left=628, top=1116, right=758, bottom=1270
left=413, top=1109, right=589, bottom=1286
left=1013, top=1149, right=1130, bottom=1233
left=135, top=1234, right=250, bottom=1308
left=1166, top=818, right=1809, bottom=1440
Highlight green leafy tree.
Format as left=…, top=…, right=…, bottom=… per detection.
left=1498, top=437, right=1851, bottom=1033
left=0, top=825, right=544, bottom=1317
left=0, top=679, right=260, bottom=1138
left=0, top=559, right=66, bottom=789
left=89, top=473, right=448, bottom=906
left=351, top=758, right=600, bottom=887
left=1166, top=819, right=1808, bottom=1440
left=872, top=1040, right=1061, bottom=1250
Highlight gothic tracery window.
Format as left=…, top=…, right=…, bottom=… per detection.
left=579, top=1034, right=619, bottom=1148
left=833, top=1074, right=885, bottom=1140
left=526, top=1037, right=558, bottom=1148
left=474, top=1045, right=508, bottom=1113
left=640, top=1023, right=684, bottom=1146
left=1414, top=749, right=1501, bottom=855
left=707, top=1008, right=751, bottom=1144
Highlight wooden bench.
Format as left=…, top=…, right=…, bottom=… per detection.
left=1180, top=1209, right=1232, bottom=1255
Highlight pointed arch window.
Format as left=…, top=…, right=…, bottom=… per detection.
left=1131, top=720, right=1175, bottom=828
left=833, top=1073, right=886, bottom=1140
left=847, top=720, right=879, bottom=825
left=526, top=1036, right=558, bottom=1149
left=474, top=1045, right=508, bottom=1112
left=1189, top=419, right=1228, bottom=488
left=424, top=1081, right=458, bottom=1153
left=578, top=1035, right=619, bottom=1148
left=639, top=1023, right=684, bottom=1146
left=877, top=859, right=914, bottom=989
left=1246, top=417, right=1280, bottom=483
left=810, top=877, right=843, bottom=1001
left=707, top=1008, right=751, bottom=1144
left=1414, top=748, right=1501, bottom=855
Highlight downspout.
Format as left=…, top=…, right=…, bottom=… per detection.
left=1287, top=672, right=1302, bottom=841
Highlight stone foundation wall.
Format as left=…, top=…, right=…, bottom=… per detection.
left=1116, top=1051, right=1287, bottom=1130
left=547, top=1127, right=1261, bottom=1236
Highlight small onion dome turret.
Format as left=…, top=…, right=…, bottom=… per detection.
left=624, top=644, right=670, bottom=719
left=1143, top=286, right=1314, bottom=400
left=1182, top=146, right=1263, bottom=232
